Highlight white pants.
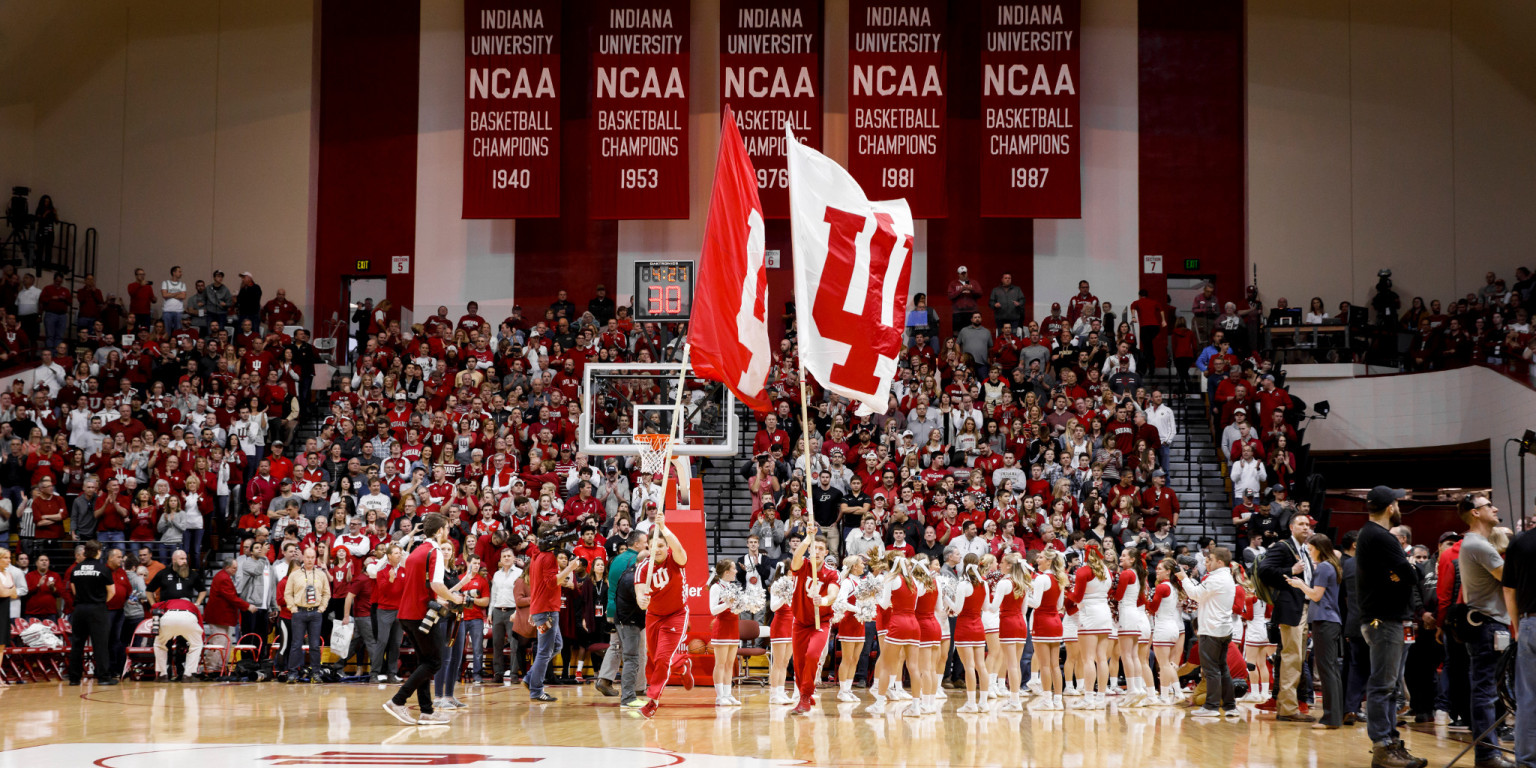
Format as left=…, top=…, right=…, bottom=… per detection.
left=154, top=611, right=204, bottom=676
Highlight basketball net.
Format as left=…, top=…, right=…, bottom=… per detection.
left=633, top=432, right=693, bottom=508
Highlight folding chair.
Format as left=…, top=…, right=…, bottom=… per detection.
left=734, top=619, right=769, bottom=687
left=123, top=619, right=158, bottom=680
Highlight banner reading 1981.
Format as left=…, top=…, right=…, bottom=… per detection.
left=463, top=0, right=561, bottom=219
left=720, top=0, right=824, bottom=219
left=980, top=1, right=1080, bottom=218
left=848, top=0, right=947, bottom=219
left=589, top=0, right=690, bottom=220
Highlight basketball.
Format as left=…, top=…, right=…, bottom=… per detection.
left=687, top=638, right=707, bottom=655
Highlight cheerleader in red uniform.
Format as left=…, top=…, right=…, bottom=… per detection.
left=979, top=553, right=1005, bottom=695
left=952, top=553, right=990, bottom=712
left=832, top=555, right=869, bottom=703
left=1066, top=543, right=1114, bottom=708
left=994, top=553, right=1033, bottom=711
left=708, top=558, right=742, bottom=707
left=1148, top=557, right=1188, bottom=704
left=1111, top=547, right=1155, bottom=706
left=872, top=555, right=924, bottom=716
left=908, top=555, right=942, bottom=716
left=1029, top=548, right=1068, bottom=710
left=766, top=561, right=797, bottom=705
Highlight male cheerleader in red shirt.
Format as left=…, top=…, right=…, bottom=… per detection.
left=638, top=510, right=690, bottom=718
left=382, top=513, right=463, bottom=726
left=790, top=520, right=839, bottom=715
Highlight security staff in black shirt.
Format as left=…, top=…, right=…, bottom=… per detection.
left=147, top=550, right=203, bottom=603
left=67, top=540, right=117, bottom=685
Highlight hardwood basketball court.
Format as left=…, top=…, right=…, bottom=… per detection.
left=0, top=680, right=1478, bottom=768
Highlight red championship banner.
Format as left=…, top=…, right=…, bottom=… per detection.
left=589, top=0, right=691, bottom=219
left=463, top=0, right=561, bottom=219
left=848, top=0, right=947, bottom=219
left=719, top=0, right=824, bottom=219
left=979, top=1, right=1080, bottom=218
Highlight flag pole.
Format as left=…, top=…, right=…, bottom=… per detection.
left=663, top=340, right=692, bottom=507
left=796, top=360, right=819, bottom=630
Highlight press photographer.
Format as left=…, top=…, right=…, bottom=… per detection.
left=382, top=513, right=463, bottom=726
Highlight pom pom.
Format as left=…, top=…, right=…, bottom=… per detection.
left=734, top=582, right=766, bottom=615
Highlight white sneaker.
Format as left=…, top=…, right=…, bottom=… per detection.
left=376, top=674, right=388, bottom=683
left=957, top=702, right=979, bottom=713
left=1434, top=709, right=1450, bottom=725
left=935, top=689, right=948, bottom=700
left=1190, top=707, right=1221, bottom=718
left=417, top=711, right=452, bottom=725
left=890, top=687, right=912, bottom=701
left=866, top=699, right=886, bottom=715
left=716, top=695, right=733, bottom=707
left=728, top=695, right=743, bottom=706
left=769, top=690, right=789, bottom=705
left=837, top=690, right=859, bottom=702
left=903, top=703, right=923, bottom=718
left=382, top=700, right=417, bottom=725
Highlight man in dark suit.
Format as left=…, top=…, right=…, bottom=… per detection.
left=1259, top=513, right=1315, bottom=722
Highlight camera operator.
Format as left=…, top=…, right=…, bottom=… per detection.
left=383, top=513, right=462, bottom=726
left=525, top=526, right=581, bottom=703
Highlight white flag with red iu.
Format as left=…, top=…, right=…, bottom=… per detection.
left=689, top=107, right=772, bottom=413
left=786, top=126, right=914, bottom=416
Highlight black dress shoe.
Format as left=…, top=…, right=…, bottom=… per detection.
left=68, top=680, right=81, bottom=686
left=101, top=678, right=120, bottom=686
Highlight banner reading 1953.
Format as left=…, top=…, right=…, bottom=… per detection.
left=720, top=0, right=824, bottom=219
left=848, top=0, right=946, bottom=219
left=589, top=0, right=690, bottom=220
left=979, top=1, right=1080, bottom=219
left=463, top=0, right=561, bottom=219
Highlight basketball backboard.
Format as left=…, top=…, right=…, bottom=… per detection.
left=578, top=362, right=740, bottom=458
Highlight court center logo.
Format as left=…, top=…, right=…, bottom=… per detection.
left=1, top=744, right=808, bottom=768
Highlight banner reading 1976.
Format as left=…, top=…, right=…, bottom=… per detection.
left=848, top=0, right=947, bottom=219
left=463, top=0, right=561, bottom=219
left=720, top=0, right=824, bottom=219
left=979, top=1, right=1080, bottom=218
left=589, top=0, right=690, bottom=220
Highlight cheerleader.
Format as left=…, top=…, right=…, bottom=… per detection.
left=1065, top=543, right=1114, bottom=708
left=880, top=555, right=926, bottom=716
left=1148, top=557, right=1187, bottom=704
left=1112, top=547, right=1155, bottom=707
left=833, top=555, right=868, bottom=702
left=1028, top=548, right=1068, bottom=710
left=708, top=558, right=743, bottom=707
left=1239, top=567, right=1273, bottom=703
left=910, top=555, right=943, bottom=716
left=865, top=553, right=905, bottom=713
left=979, top=554, right=1005, bottom=694
left=952, top=554, right=990, bottom=712
left=991, top=552, right=1032, bottom=711
left=767, top=561, right=797, bottom=705
left=931, top=557, right=954, bottom=702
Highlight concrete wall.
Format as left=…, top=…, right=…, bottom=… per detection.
left=1249, top=0, right=1536, bottom=312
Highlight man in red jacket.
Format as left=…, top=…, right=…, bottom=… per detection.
left=106, top=546, right=133, bottom=673
left=205, top=557, right=253, bottom=672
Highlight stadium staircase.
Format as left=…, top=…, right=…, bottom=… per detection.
left=702, top=402, right=757, bottom=557
left=1143, top=373, right=1241, bottom=550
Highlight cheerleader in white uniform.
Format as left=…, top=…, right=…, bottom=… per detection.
left=1112, top=547, right=1155, bottom=707
left=1147, top=558, right=1188, bottom=704
left=1065, top=543, right=1115, bottom=708
left=1028, top=548, right=1069, bottom=710
left=931, top=557, right=954, bottom=703
left=832, top=555, right=869, bottom=702
left=708, top=559, right=743, bottom=707
left=1240, top=568, right=1274, bottom=703
left=766, top=561, right=798, bottom=705
left=979, top=553, right=1005, bottom=694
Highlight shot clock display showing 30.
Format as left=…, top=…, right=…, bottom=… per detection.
left=633, top=260, right=695, bottom=322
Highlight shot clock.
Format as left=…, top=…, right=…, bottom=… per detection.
left=633, top=260, right=695, bottom=322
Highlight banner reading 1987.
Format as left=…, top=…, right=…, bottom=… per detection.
left=463, top=0, right=561, bottom=219
left=589, top=0, right=690, bottom=220
left=980, top=1, right=1080, bottom=218
left=720, top=0, right=824, bottom=219
left=848, top=0, right=947, bottom=219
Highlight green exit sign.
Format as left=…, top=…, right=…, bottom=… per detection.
left=1183, top=258, right=1200, bottom=271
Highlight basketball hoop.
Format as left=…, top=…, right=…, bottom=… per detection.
left=632, top=433, right=673, bottom=477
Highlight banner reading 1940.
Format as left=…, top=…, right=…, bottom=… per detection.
left=979, top=1, right=1080, bottom=219
left=720, top=0, right=824, bottom=219
left=589, top=0, right=690, bottom=220
left=848, top=0, right=947, bottom=219
left=463, top=0, right=561, bottom=219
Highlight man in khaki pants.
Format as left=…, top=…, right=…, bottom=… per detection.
left=1259, top=513, right=1315, bottom=722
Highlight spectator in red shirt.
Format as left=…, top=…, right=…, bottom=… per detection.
left=127, top=267, right=156, bottom=331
